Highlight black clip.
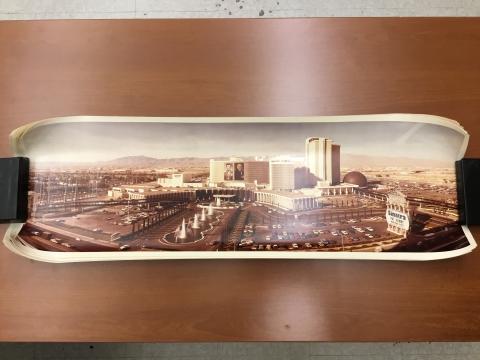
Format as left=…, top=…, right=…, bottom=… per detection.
left=456, top=158, right=480, bottom=225
left=0, top=157, right=29, bottom=223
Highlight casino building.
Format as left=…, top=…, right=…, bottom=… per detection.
left=207, top=137, right=364, bottom=212
left=109, top=183, right=195, bottom=202
left=244, top=160, right=269, bottom=184
left=255, top=181, right=359, bottom=211
left=157, top=173, right=205, bottom=188
left=269, top=160, right=295, bottom=190
left=255, top=190, right=323, bottom=211
left=305, top=137, right=341, bottom=186
left=343, top=171, right=368, bottom=187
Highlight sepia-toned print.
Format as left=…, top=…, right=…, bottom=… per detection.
left=11, top=117, right=473, bottom=257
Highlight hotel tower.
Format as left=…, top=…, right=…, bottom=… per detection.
left=305, top=137, right=340, bottom=186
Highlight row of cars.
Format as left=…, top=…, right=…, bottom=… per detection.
left=264, top=225, right=377, bottom=241
left=241, top=240, right=338, bottom=251
left=238, top=223, right=256, bottom=248
left=30, top=230, right=73, bottom=248
left=325, top=225, right=375, bottom=237
left=238, top=222, right=342, bottom=250
left=265, top=231, right=316, bottom=242
left=30, top=228, right=130, bottom=250
left=120, top=212, right=151, bottom=225
left=238, top=222, right=384, bottom=251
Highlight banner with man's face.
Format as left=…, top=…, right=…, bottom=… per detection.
left=224, top=162, right=234, bottom=180
left=234, top=162, right=244, bottom=180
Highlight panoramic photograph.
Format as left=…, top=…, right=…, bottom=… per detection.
left=13, top=118, right=470, bottom=254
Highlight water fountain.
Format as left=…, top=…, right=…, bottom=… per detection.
left=177, top=218, right=187, bottom=241
left=192, top=213, right=200, bottom=229
left=164, top=197, right=232, bottom=245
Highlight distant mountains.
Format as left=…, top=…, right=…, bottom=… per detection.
left=341, top=153, right=450, bottom=169
left=100, top=155, right=211, bottom=169
left=33, top=154, right=451, bottom=170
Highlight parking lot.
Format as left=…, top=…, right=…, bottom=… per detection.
left=40, top=203, right=171, bottom=242
left=238, top=203, right=392, bottom=251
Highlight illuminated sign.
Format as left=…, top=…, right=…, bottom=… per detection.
left=386, top=209, right=410, bottom=230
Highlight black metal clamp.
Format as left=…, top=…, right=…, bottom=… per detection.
left=0, top=157, right=29, bottom=223
left=456, top=158, right=480, bottom=226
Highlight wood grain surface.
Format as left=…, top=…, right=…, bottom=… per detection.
left=0, top=18, right=479, bottom=342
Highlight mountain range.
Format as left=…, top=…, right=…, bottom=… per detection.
left=33, top=154, right=451, bottom=170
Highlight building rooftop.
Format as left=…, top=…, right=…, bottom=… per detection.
left=117, top=182, right=159, bottom=190
left=343, top=171, right=368, bottom=187
left=254, top=190, right=318, bottom=199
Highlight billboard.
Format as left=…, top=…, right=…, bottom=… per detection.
left=234, top=162, right=244, bottom=180
left=386, top=209, right=410, bottom=231
left=224, top=162, right=244, bottom=181
left=224, top=162, right=234, bottom=180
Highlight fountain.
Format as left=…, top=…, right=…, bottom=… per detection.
left=164, top=201, right=226, bottom=245
left=192, top=213, right=200, bottom=229
left=177, top=218, right=187, bottom=240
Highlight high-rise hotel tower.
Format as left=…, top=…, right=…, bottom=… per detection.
left=305, top=137, right=340, bottom=186
left=269, top=160, right=295, bottom=191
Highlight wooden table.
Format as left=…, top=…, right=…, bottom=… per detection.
left=0, top=18, right=479, bottom=342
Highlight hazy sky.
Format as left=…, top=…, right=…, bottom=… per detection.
left=20, top=120, right=465, bottom=163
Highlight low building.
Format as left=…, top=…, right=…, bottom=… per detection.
left=343, top=171, right=368, bottom=187
left=309, top=183, right=358, bottom=196
left=255, top=190, right=323, bottom=211
left=108, top=183, right=159, bottom=199
left=127, top=189, right=194, bottom=202
left=158, top=173, right=192, bottom=186
left=157, top=173, right=204, bottom=188
left=108, top=183, right=194, bottom=202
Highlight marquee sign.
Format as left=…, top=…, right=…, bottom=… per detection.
left=386, top=191, right=410, bottom=236
left=386, top=208, right=410, bottom=231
